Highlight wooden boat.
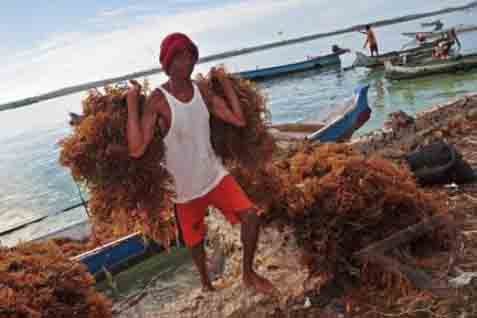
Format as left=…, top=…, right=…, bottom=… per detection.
left=421, top=20, right=444, bottom=31
left=236, top=51, right=347, bottom=81
left=32, top=218, right=179, bottom=280
left=402, top=24, right=477, bottom=40
left=307, top=84, right=371, bottom=142
left=384, top=53, right=477, bottom=80
left=352, top=43, right=434, bottom=68
left=270, top=84, right=371, bottom=142
left=70, top=232, right=167, bottom=279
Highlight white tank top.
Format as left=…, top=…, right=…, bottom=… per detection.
left=158, top=82, right=228, bottom=203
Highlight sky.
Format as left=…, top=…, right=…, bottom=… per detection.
left=0, top=0, right=474, bottom=104
left=1, top=0, right=308, bottom=103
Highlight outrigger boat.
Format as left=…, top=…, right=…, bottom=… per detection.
left=421, top=20, right=444, bottom=31
left=384, top=53, right=477, bottom=80
left=352, top=42, right=435, bottom=68
left=236, top=46, right=350, bottom=81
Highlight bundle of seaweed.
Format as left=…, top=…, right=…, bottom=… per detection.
left=59, top=67, right=277, bottom=247
left=241, top=143, right=454, bottom=297
left=197, top=67, right=276, bottom=171
left=0, top=241, right=111, bottom=318
left=59, top=85, right=175, bottom=245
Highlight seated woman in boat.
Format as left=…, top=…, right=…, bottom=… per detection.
left=415, top=32, right=427, bottom=44
left=432, top=40, right=451, bottom=60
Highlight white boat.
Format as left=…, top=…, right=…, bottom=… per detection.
left=384, top=53, right=477, bottom=80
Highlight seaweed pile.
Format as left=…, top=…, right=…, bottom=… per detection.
left=241, top=143, right=455, bottom=298
left=0, top=241, right=112, bottom=318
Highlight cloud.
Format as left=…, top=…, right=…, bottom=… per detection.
left=14, top=31, right=86, bottom=59
left=98, top=7, right=135, bottom=18
left=0, top=0, right=307, bottom=103
left=87, top=4, right=152, bottom=24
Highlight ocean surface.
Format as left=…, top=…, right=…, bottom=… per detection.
left=1, top=1, right=477, bottom=247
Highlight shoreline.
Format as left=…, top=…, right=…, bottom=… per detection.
left=1, top=1, right=477, bottom=112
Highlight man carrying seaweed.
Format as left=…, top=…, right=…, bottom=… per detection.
left=125, top=32, right=275, bottom=294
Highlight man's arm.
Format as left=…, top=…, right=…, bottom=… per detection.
left=363, top=36, right=369, bottom=49
left=127, top=81, right=159, bottom=158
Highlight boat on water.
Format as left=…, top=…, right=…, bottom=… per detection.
left=352, top=42, right=435, bottom=68
left=401, top=24, right=477, bottom=40
left=384, top=53, right=477, bottom=80
left=421, top=20, right=444, bottom=31
left=28, top=217, right=180, bottom=281
left=236, top=46, right=350, bottom=81
left=270, top=84, right=371, bottom=142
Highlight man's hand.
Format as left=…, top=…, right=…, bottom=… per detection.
left=126, top=80, right=142, bottom=107
left=210, top=66, right=225, bottom=78
left=210, top=67, right=229, bottom=86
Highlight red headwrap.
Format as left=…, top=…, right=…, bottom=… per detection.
left=159, top=33, right=199, bottom=74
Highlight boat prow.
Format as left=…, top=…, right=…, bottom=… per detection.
left=353, top=52, right=380, bottom=68
left=307, top=84, right=371, bottom=142
left=271, top=85, right=371, bottom=143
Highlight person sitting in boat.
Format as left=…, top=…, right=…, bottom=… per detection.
left=415, top=32, right=427, bottom=44
left=432, top=40, right=451, bottom=59
left=360, top=25, right=379, bottom=56
left=125, top=32, right=276, bottom=295
left=331, top=44, right=351, bottom=55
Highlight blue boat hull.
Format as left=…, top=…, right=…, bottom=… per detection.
left=307, top=85, right=371, bottom=142
left=69, top=232, right=158, bottom=276
left=68, top=231, right=179, bottom=280
left=236, top=53, right=341, bottom=81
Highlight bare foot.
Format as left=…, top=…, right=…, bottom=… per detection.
left=243, top=271, right=276, bottom=295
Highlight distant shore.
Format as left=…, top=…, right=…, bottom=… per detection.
left=1, top=1, right=477, bottom=113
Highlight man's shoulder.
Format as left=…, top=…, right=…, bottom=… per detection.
left=148, top=87, right=169, bottom=114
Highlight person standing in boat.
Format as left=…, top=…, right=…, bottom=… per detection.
left=125, top=32, right=275, bottom=295
left=360, top=25, right=379, bottom=56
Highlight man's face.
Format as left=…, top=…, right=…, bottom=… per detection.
left=168, top=49, right=196, bottom=79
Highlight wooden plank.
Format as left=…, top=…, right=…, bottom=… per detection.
left=356, top=253, right=451, bottom=295
left=354, top=215, right=450, bottom=258
left=358, top=253, right=434, bottom=289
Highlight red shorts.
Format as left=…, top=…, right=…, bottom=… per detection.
left=175, top=175, right=253, bottom=247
